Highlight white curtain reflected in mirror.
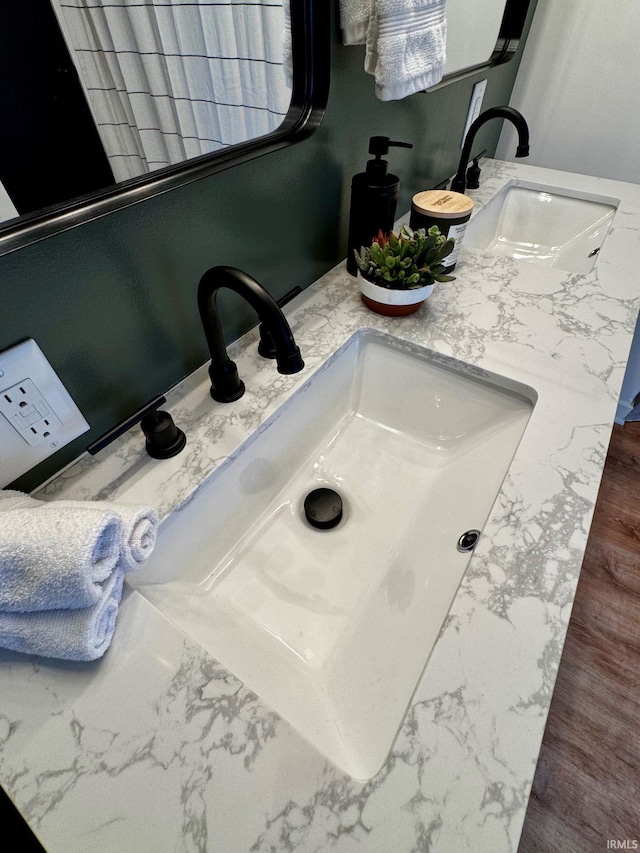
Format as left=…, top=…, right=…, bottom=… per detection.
left=49, top=0, right=292, bottom=182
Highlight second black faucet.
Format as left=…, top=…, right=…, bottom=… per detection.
left=452, top=106, right=530, bottom=195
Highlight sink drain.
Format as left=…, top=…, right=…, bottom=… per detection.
left=303, top=488, right=343, bottom=530
left=457, top=529, right=481, bottom=553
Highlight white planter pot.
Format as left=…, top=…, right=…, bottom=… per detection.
left=357, top=273, right=434, bottom=316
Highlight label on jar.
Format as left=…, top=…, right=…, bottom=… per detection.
left=445, top=221, right=468, bottom=268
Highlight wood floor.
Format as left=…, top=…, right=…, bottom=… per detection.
left=518, top=423, right=640, bottom=852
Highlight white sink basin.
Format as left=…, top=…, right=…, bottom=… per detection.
left=131, top=330, right=535, bottom=780
left=465, top=180, right=618, bottom=274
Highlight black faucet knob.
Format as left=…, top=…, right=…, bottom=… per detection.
left=141, top=410, right=186, bottom=459
left=465, top=148, right=487, bottom=190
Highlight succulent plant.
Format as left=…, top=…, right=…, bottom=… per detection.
left=354, top=225, right=455, bottom=289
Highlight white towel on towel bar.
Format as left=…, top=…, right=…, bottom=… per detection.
left=339, top=0, right=374, bottom=45
left=340, top=0, right=448, bottom=100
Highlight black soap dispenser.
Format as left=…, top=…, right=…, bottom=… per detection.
left=346, top=136, right=413, bottom=276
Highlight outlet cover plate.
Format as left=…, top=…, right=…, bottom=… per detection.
left=461, top=79, right=488, bottom=148
left=0, top=339, right=89, bottom=487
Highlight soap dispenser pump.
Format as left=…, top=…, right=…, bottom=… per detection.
left=346, top=136, right=413, bottom=276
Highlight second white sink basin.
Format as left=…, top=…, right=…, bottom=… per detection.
left=131, top=330, right=535, bottom=780
left=465, top=180, right=618, bottom=274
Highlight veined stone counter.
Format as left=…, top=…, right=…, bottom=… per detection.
left=1, top=160, right=639, bottom=852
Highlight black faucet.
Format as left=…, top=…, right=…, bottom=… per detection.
left=197, top=266, right=304, bottom=403
left=451, top=106, right=530, bottom=194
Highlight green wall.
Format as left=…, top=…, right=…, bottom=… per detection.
left=0, top=4, right=536, bottom=491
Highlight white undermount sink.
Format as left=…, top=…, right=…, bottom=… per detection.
left=130, top=329, right=535, bottom=780
left=465, top=180, right=618, bottom=274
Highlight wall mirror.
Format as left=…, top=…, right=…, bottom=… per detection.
left=0, top=0, right=328, bottom=257
left=0, top=0, right=529, bottom=259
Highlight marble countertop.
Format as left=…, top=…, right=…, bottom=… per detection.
left=2, top=160, right=640, bottom=852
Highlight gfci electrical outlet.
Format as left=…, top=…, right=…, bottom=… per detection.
left=0, top=379, right=61, bottom=447
left=0, top=339, right=89, bottom=487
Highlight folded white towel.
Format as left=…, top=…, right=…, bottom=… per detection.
left=116, top=503, right=159, bottom=571
left=0, top=491, right=158, bottom=611
left=45, top=500, right=159, bottom=572
left=0, top=568, right=125, bottom=661
left=0, top=504, right=123, bottom=612
left=0, top=489, right=34, bottom=512
left=0, top=491, right=158, bottom=566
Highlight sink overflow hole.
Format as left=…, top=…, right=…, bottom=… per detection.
left=457, top=529, right=481, bottom=553
left=303, top=488, right=343, bottom=530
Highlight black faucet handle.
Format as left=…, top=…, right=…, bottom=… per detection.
left=465, top=148, right=488, bottom=190
left=85, top=394, right=187, bottom=460
left=258, top=285, right=302, bottom=359
left=141, top=409, right=187, bottom=459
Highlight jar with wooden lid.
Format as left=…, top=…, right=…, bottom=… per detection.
left=410, top=190, right=474, bottom=272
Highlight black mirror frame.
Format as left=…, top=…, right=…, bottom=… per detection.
left=0, top=0, right=330, bottom=258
